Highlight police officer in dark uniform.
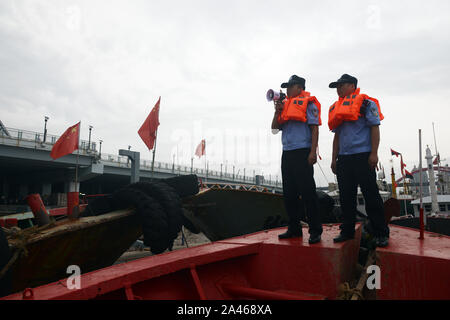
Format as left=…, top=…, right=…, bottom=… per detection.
left=271, top=75, right=322, bottom=244
left=328, top=74, right=389, bottom=247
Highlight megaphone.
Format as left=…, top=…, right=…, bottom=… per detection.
left=266, top=89, right=286, bottom=102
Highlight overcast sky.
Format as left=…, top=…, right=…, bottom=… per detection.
left=1, top=0, right=449, bottom=187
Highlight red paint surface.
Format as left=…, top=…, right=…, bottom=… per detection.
left=2, top=224, right=362, bottom=300
left=5, top=218, right=18, bottom=228
left=66, top=192, right=79, bottom=218
left=25, top=194, right=50, bottom=223
left=376, top=225, right=450, bottom=300
left=47, top=205, right=87, bottom=217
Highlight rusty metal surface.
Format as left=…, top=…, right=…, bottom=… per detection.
left=8, top=209, right=142, bottom=293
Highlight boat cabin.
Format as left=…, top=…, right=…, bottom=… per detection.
left=411, top=195, right=450, bottom=215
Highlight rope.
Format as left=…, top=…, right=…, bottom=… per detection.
left=337, top=282, right=364, bottom=300
left=0, top=221, right=56, bottom=280
left=316, top=160, right=330, bottom=185
left=0, top=249, right=20, bottom=280
left=181, top=227, right=189, bottom=248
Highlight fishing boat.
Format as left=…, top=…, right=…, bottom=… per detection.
left=0, top=175, right=200, bottom=295
left=1, top=222, right=449, bottom=300
left=3, top=208, right=140, bottom=293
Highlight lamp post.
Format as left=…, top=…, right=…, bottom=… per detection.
left=43, top=116, right=49, bottom=143
left=99, top=140, right=103, bottom=158
left=220, top=163, right=223, bottom=178
left=88, top=125, right=93, bottom=151
left=172, top=154, right=175, bottom=172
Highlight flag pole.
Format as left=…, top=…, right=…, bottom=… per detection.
left=432, top=122, right=442, bottom=194
left=419, top=129, right=424, bottom=240
left=72, top=121, right=80, bottom=220
left=204, top=140, right=207, bottom=184
left=75, top=121, right=80, bottom=190
left=400, top=155, right=407, bottom=215
left=151, top=128, right=158, bottom=180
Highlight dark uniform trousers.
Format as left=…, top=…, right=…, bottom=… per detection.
left=336, top=152, right=389, bottom=237
left=281, top=148, right=322, bottom=236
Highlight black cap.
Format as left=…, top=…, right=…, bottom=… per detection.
left=329, top=74, right=358, bottom=88
left=281, top=75, right=306, bottom=88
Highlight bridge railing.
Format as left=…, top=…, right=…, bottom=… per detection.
left=98, top=152, right=281, bottom=187
left=0, top=127, right=97, bottom=153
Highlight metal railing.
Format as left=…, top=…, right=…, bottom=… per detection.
left=0, top=126, right=97, bottom=153
left=1, top=126, right=280, bottom=188
left=99, top=152, right=281, bottom=188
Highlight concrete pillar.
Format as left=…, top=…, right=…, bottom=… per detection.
left=19, top=184, right=28, bottom=199
left=64, top=181, right=80, bottom=193
left=119, top=149, right=140, bottom=183
left=2, top=179, right=9, bottom=199
left=42, top=183, right=52, bottom=196
left=68, top=181, right=80, bottom=192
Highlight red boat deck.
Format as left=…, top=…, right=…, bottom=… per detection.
left=2, top=224, right=362, bottom=300
left=376, top=225, right=450, bottom=300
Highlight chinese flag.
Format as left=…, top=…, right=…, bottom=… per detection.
left=138, top=97, right=160, bottom=150
left=391, top=148, right=401, bottom=157
left=50, top=122, right=80, bottom=160
left=405, top=169, right=414, bottom=180
left=195, top=139, right=205, bottom=158
left=433, top=154, right=440, bottom=165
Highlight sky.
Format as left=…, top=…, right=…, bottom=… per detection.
left=1, top=0, right=449, bottom=187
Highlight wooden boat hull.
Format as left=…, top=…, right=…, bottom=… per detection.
left=7, top=209, right=142, bottom=293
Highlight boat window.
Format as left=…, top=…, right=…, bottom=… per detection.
left=358, top=197, right=364, bottom=205
left=424, top=204, right=431, bottom=212
left=447, top=204, right=450, bottom=211
left=440, top=204, right=447, bottom=212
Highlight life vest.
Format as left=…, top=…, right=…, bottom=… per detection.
left=277, top=91, right=322, bottom=125
left=328, top=88, right=384, bottom=131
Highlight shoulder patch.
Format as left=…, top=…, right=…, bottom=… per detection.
left=371, top=106, right=379, bottom=117
left=312, top=107, right=318, bottom=117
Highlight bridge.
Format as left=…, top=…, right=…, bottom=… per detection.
left=0, top=125, right=283, bottom=207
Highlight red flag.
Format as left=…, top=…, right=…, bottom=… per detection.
left=138, top=97, right=160, bottom=150
left=50, top=122, right=80, bottom=160
left=433, top=154, right=440, bottom=165
left=391, top=148, right=401, bottom=157
left=405, top=169, right=414, bottom=179
left=195, top=139, right=205, bottom=158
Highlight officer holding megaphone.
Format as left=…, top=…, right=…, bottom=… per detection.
left=269, top=75, right=323, bottom=244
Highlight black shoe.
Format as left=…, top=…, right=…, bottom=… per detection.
left=308, top=234, right=321, bottom=244
left=333, top=233, right=354, bottom=243
left=375, top=236, right=389, bottom=247
left=278, top=229, right=303, bottom=239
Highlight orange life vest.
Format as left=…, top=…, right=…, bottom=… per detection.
left=277, top=91, right=322, bottom=125
left=328, top=88, right=384, bottom=131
